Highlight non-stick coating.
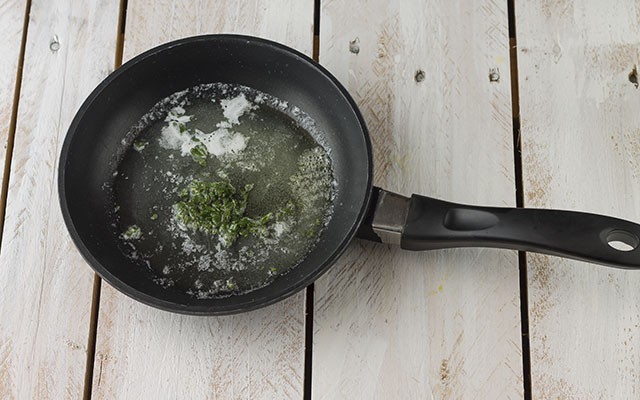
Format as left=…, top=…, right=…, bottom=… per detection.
left=59, top=35, right=373, bottom=315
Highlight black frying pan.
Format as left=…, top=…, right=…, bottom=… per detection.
left=59, top=35, right=640, bottom=315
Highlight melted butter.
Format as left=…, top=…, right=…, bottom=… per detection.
left=111, top=83, right=335, bottom=298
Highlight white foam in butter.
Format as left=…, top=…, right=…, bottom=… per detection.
left=220, top=93, right=255, bottom=124
left=165, top=106, right=191, bottom=123
left=159, top=107, right=248, bottom=159
left=196, top=128, right=247, bottom=157
left=158, top=107, right=192, bottom=151
left=272, top=221, right=289, bottom=237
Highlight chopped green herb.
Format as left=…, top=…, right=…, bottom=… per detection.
left=122, top=225, right=142, bottom=240
left=133, top=139, right=148, bottom=152
left=226, top=277, right=238, bottom=290
left=216, top=169, right=229, bottom=180
left=304, top=217, right=324, bottom=239
left=276, top=200, right=297, bottom=219
left=178, top=123, right=187, bottom=133
left=190, top=144, right=208, bottom=167
left=150, top=213, right=158, bottom=221
left=173, top=179, right=273, bottom=246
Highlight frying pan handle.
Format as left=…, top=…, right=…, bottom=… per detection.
left=401, top=194, right=640, bottom=269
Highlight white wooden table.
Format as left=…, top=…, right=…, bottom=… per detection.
left=1, top=0, right=638, bottom=398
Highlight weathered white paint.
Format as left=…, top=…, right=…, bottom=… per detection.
left=91, top=1, right=313, bottom=398
left=0, top=0, right=25, bottom=395
left=517, top=1, right=640, bottom=398
left=313, top=0, right=523, bottom=399
left=0, top=0, right=24, bottom=193
left=0, top=0, right=120, bottom=398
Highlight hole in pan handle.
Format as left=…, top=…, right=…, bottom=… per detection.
left=360, top=187, right=640, bottom=270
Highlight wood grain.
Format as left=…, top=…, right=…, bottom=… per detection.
left=91, top=1, right=313, bottom=398
left=517, top=1, right=640, bottom=398
left=0, top=0, right=24, bottom=205
left=0, top=0, right=26, bottom=396
left=0, top=0, right=120, bottom=398
left=313, top=0, right=523, bottom=398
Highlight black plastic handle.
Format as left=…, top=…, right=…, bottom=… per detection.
left=401, top=195, right=640, bottom=269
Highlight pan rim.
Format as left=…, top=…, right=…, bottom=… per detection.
left=58, top=34, right=373, bottom=315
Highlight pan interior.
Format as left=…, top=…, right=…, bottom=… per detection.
left=60, top=35, right=372, bottom=314
left=112, top=82, right=335, bottom=299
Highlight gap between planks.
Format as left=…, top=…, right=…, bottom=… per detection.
left=82, top=274, right=102, bottom=400
left=82, top=0, right=129, bottom=398
left=507, top=0, right=532, bottom=398
left=304, top=2, right=321, bottom=399
left=0, top=0, right=33, bottom=244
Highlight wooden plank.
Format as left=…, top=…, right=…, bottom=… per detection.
left=0, top=0, right=26, bottom=395
left=313, top=1, right=523, bottom=398
left=0, top=0, right=26, bottom=220
left=516, top=1, right=640, bottom=398
left=91, top=1, right=313, bottom=399
left=0, top=0, right=120, bottom=398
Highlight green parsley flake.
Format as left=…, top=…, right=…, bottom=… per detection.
left=226, top=277, right=238, bottom=290
left=190, top=143, right=208, bottom=167
left=122, top=225, right=142, bottom=240
left=133, top=140, right=148, bottom=152
left=174, top=180, right=273, bottom=246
